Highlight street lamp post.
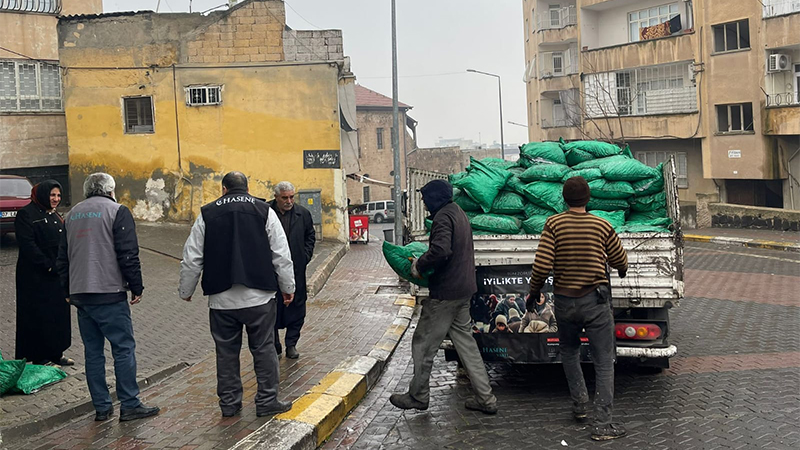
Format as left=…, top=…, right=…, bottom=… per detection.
left=467, top=69, right=505, bottom=160
left=391, top=0, right=402, bottom=244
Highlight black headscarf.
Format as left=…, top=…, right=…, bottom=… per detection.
left=31, top=179, right=63, bottom=212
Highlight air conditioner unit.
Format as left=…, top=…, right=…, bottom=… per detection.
left=767, top=54, right=791, bottom=72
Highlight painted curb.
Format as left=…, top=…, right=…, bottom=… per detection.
left=0, top=362, right=191, bottom=445
left=231, top=294, right=415, bottom=450
left=308, top=243, right=348, bottom=297
left=684, top=234, right=800, bottom=253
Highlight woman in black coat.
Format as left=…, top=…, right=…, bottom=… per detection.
left=14, top=179, right=73, bottom=366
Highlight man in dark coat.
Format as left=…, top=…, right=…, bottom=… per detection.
left=270, top=181, right=316, bottom=359
left=389, top=179, right=497, bottom=415
left=14, top=179, right=73, bottom=366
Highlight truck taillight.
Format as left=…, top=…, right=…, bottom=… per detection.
left=615, top=323, right=662, bottom=341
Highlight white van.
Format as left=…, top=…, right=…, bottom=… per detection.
left=364, top=200, right=395, bottom=223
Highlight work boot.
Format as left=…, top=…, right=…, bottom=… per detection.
left=95, top=408, right=113, bottom=422
left=465, top=398, right=498, bottom=415
left=256, top=401, right=292, bottom=417
left=120, top=404, right=160, bottom=421
left=591, top=423, right=627, bottom=441
left=286, top=346, right=299, bottom=359
left=221, top=405, right=242, bottom=417
left=389, top=393, right=428, bottom=411
left=573, top=402, right=590, bottom=423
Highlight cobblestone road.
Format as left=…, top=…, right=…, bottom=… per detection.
left=3, top=221, right=405, bottom=449
left=324, top=242, right=800, bottom=450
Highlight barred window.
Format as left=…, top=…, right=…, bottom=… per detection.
left=185, top=85, right=222, bottom=106
left=0, top=60, right=62, bottom=112
left=636, top=151, right=688, bottom=188
left=123, top=97, right=154, bottom=134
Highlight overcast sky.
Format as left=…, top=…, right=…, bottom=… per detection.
left=103, top=0, right=528, bottom=148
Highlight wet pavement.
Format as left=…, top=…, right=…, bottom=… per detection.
left=323, top=241, right=800, bottom=450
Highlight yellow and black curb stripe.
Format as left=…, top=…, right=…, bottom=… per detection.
left=684, top=234, right=800, bottom=253
left=231, top=294, right=416, bottom=450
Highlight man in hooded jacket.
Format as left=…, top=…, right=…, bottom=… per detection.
left=389, top=179, right=497, bottom=415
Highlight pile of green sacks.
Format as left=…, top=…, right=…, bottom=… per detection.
left=0, top=350, right=68, bottom=396
left=444, top=139, right=672, bottom=235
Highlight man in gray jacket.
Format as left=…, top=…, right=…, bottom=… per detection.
left=179, top=172, right=296, bottom=418
left=57, top=173, right=159, bottom=422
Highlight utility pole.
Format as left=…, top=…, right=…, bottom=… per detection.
left=391, top=0, right=403, bottom=244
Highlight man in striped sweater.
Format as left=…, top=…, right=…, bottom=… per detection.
left=527, top=176, right=628, bottom=441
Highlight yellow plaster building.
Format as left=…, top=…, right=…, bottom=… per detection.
left=57, top=0, right=356, bottom=241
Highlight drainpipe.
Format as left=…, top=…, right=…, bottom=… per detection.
left=172, top=64, right=195, bottom=220
left=787, top=145, right=800, bottom=209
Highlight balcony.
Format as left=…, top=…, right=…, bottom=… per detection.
left=535, top=6, right=577, bottom=31
left=583, top=62, right=698, bottom=118
left=762, top=0, right=800, bottom=18
left=539, top=48, right=578, bottom=79
left=0, top=0, right=61, bottom=14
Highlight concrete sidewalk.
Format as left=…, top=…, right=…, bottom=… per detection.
left=0, top=221, right=346, bottom=445
left=4, top=227, right=410, bottom=450
left=685, top=227, right=800, bottom=252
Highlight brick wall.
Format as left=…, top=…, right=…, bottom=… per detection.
left=185, top=0, right=285, bottom=64
left=284, top=29, right=344, bottom=62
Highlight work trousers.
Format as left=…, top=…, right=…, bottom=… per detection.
left=554, top=290, right=616, bottom=426
left=408, top=297, right=496, bottom=407
left=209, top=301, right=280, bottom=413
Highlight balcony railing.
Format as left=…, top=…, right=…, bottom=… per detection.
left=539, top=49, right=578, bottom=79
left=536, top=6, right=577, bottom=30
left=0, top=0, right=61, bottom=14
left=766, top=90, right=800, bottom=107
left=762, top=0, right=800, bottom=18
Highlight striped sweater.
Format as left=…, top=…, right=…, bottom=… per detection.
left=529, top=211, right=628, bottom=298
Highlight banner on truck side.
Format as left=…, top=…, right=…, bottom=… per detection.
left=464, top=265, right=592, bottom=363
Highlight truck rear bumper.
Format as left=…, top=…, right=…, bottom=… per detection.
left=616, top=345, right=677, bottom=359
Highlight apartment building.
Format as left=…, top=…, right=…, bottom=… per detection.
left=523, top=0, right=800, bottom=209
left=0, top=0, right=102, bottom=202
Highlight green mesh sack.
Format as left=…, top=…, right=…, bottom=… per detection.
left=452, top=157, right=512, bottom=213
left=478, top=157, right=518, bottom=170
left=627, top=209, right=668, bottom=222
left=522, top=182, right=568, bottom=212
left=588, top=179, right=636, bottom=199
left=631, top=163, right=664, bottom=196
left=506, top=176, right=528, bottom=196
left=490, top=191, right=526, bottom=214
left=520, top=141, right=567, bottom=165
left=600, top=158, right=660, bottom=182
left=562, top=168, right=603, bottom=183
left=588, top=210, right=626, bottom=230
left=626, top=217, right=672, bottom=228
left=382, top=241, right=433, bottom=287
left=564, top=148, right=595, bottom=166
left=424, top=218, right=433, bottom=232
left=519, top=163, right=571, bottom=182
left=621, top=144, right=634, bottom=159
left=12, top=364, right=67, bottom=395
left=617, top=224, right=670, bottom=234
left=465, top=210, right=481, bottom=221
left=587, top=198, right=630, bottom=212
left=507, top=166, right=525, bottom=176
left=449, top=172, right=468, bottom=185
left=453, top=188, right=482, bottom=212
left=572, top=155, right=630, bottom=171
left=1, top=359, right=26, bottom=396
left=630, top=191, right=667, bottom=212
left=523, top=202, right=556, bottom=218
left=470, top=214, right=522, bottom=234
left=522, top=215, right=551, bottom=235
left=561, top=139, right=623, bottom=158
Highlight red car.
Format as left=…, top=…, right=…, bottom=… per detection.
left=0, top=175, right=33, bottom=235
